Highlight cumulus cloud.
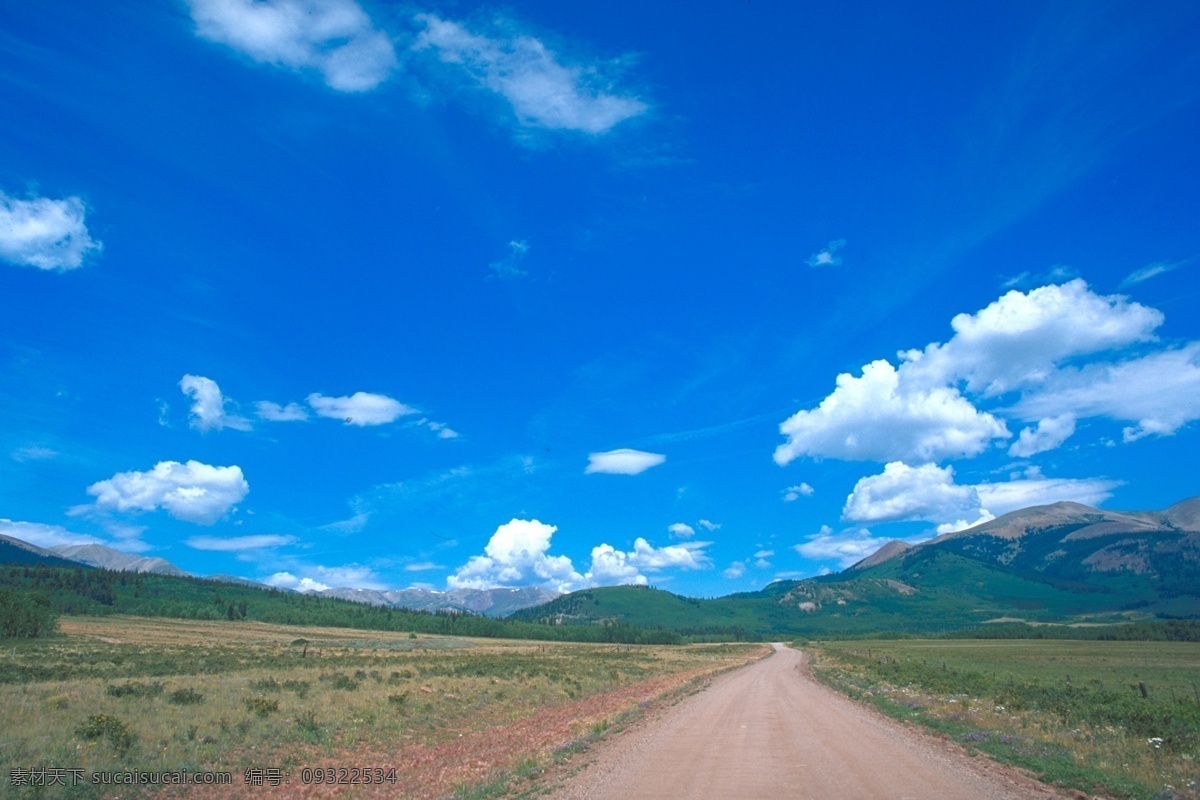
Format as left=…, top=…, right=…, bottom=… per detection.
left=783, top=483, right=814, bottom=502
left=86, top=460, right=248, bottom=524
left=0, top=190, right=101, bottom=270
left=265, top=563, right=385, bottom=591
left=185, top=534, right=295, bottom=551
left=842, top=460, right=1121, bottom=528
left=806, top=238, right=845, bottom=268
left=1009, top=414, right=1076, bottom=457
left=792, top=526, right=900, bottom=569
left=774, top=359, right=1008, bottom=464
left=447, top=519, right=584, bottom=592
left=843, top=462, right=980, bottom=524
left=308, top=391, right=417, bottom=426
left=1013, top=344, right=1200, bottom=443
left=754, top=549, right=774, bottom=568
left=447, top=519, right=710, bottom=591
left=180, top=375, right=252, bottom=432
left=256, top=400, right=308, bottom=421
left=0, top=519, right=102, bottom=549
left=722, top=561, right=746, bottom=579
left=775, top=280, right=1191, bottom=466
left=265, top=572, right=330, bottom=592
left=903, top=279, right=1162, bottom=396
left=186, top=0, right=397, bottom=92
left=413, top=14, right=646, bottom=134
left=585, top=448, right=666, bottom=475
left=668, top=523, right=695, bottom=539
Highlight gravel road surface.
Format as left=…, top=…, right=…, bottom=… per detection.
left=544, top=643, right=1066, bottom=800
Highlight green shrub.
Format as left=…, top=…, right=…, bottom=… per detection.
left=76, top=713, right=135, bottom=755
left=167, top=687, right=205, bottom=705
left=106, top=680, right=164, bottom=698
left=244, top=695, right=280, bottom=717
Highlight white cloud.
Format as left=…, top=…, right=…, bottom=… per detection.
left=842, top=460, right=1121, bottom=526
left=489, top=239, right=530, bottom=279
left=1013, top=344, right=1200, bottom=443
left=903, top=279, right=1162, bottom=396
left=783, top=483, right=814, bottom=502
left=585, top=448, right=666, bottom=475
left=697, top=519, right=721, bottom=531
left=86, top=460, right=248, bottom=525
left=775, top=280, right=1187, bottom=467
left=0, top=190, right=101, bottom=271
left=1008, top=414, right=1076, bottom=457
left=308, top=391, right=417, bottom=426
left=404, top=561, right=442, bottom=572
left=585, top=543, right=647, bottom=586
left=265, top=571, right=330, bottom=592
left=843, top=462, right=980, bottom=524
left=180, top=375, right=252, bottom=432
left=667, top=522, right=695, bottom=539
left=0, top=519, right=102, bottom=549
left=974, top=476, right=1121, bottom=517
left=417, top=418, right=459, bottom=439
left=186, top=534, right=295, bottom=551
left=447, top=519, right=584, bottom=592
left=265, top=563, right=384, bottom=591
left=806, top=238, right=845, bottom=268
left=11, top=445, right=59, bottom=462
left=413, top=14, right=646, bottom=134
left=186, top=0, right=397, bottom=92
left=722, top=561, right=746, bottom=579
left=320, top=512, right=370, bottom=534
left=1120, top=259, right=1185, bottom=288
left=793, top=525, right=900, bottom=569
left=256, top=400, right=308, bottom=421
left=753, top=549, right=774, bottom=569
left=447, top=519, right=710, bottom=591
left=774, top=359, right=1008, bottom=464
left=625, top=538, right=711, bottom=571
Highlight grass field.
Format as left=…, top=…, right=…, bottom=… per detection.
left=809, top=639, right=1200, bottom=800
left=0, top=616, right=764, bottom=798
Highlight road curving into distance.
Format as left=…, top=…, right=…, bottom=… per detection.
left=545, top=643, right=1066, bottom=800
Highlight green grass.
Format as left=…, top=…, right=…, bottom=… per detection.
left=809, top=639, right=1200, bottom=799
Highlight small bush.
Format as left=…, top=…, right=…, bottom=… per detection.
left=76, top=713, right=135, bottom=755
left=387, top=691, right=410, bottom=710
left=250, top=677, right=282, bottom=692
left=244, top=696, right=280, bottom=717
left=106, top=681, right=165, bottom=699
left=167, top=687, right=205, bottom=705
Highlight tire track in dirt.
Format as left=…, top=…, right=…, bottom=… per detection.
left=544, top=643, right=1070, bottom=800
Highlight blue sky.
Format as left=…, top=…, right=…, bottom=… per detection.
left=2, top=0, right=1199, bottom=597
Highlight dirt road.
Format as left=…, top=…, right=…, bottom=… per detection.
left=545, top=643, right=1063, bottom=800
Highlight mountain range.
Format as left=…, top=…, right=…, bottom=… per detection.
left=513, top=497, right=1200, bottom=635
left=4, top=497, right=1198, bottom=633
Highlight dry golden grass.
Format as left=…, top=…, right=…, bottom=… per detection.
left=2, top=616, right=763, bottom=798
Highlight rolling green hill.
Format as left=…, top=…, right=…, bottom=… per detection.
left=515, top=497, right=1200, bottom=637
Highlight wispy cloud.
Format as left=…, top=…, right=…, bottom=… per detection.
left=186, top=0, right=397, bottom=92
left=782, top=483, right=814, bottom=502
left=489, top=239, right=530, bottom=279
left=180, top=374, right=252, bottom=432
left=186, top=534, right=296, bottom=551
left=413, top=14, right=647, bottom=135
left=806, top=238, right=845, bottom=268
left=1120, top=259, right=1187, bottom=288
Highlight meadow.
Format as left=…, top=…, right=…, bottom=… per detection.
left=0, top=615, right=763, bottom=799
left=809, top=639, right=1200, bottom=800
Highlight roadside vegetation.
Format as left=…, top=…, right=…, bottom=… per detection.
left=0, top=616, right=762, bottom=798
left=807, top=638, right=1200, bottom=800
